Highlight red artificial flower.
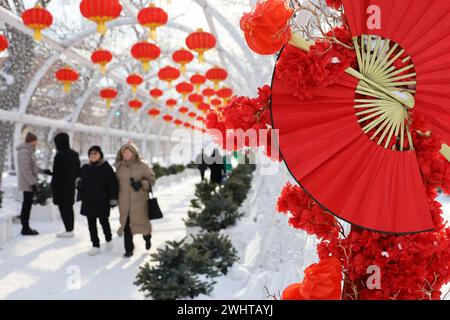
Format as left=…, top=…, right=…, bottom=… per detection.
left=277, top=183, right=340, bottom=240
left=240, top=0, right=293, bottom=55
left=282, top=257, right=342, bottom=300
left=276, top=26, right=356, bottom=100
left=326, top=0, right=342, bottom=10
left=205, top=85, right=273, bottom=152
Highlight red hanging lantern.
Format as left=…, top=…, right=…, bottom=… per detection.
left=148, top=108, right=161, bottom=118
left=188, top=93, right=203, bottom=108
left=174, top=119, right=183, bottom=127
left=149, top=88, right=163, bottom=100
left=127, top=74, right=143, bottom=95
left=128, top=99, right=143, bottom=112
left=176, top=82, right=194, bottom=101
left=163, top=114, right=173, bottom=122
left=202, top=88, right=216, bottom=102
left=22, top=4, right=53, bottom=41
left=197, top=116, right=205, bottom=122
left=178, top=106, right=189, bottom=114
left=131, top=42, right=160, bottom=73
left=206, top=66, right=228, bottom=90
left=188, top=111, right=196, bottom=118
left=100, top=87, right=118, bottom=108
left=217, top=87, right=233, bottom=104
left=0, top=35, right=9, bottom=52
left=211, top=98, right=222, bottom=107
left=55, top=66, right=78, bottom=93
left=166, top=98, right=177, bottom=108
left=137, top=3, right=168, bottom=41
left=183, top=122, right=192, bottom=129
left=91, top=49, right=113, bottom=75
left=186, top=28, right=216, bottom=63
left=197, top=102, right=211, bottom=113
left=172, top=48, right=194, bottom=74
left=158, top=66, right=180, bottom=87
left=190, top=73, right=206, bottom=93
left=80, top=0, right=122, bottom=35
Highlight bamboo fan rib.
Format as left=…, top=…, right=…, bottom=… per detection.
left=352, top=35, right=416, bottom=151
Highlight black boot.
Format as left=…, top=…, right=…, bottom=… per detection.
left=21, top=227, right=39, bottom=236
left=144, top=234, right=152, bottom=250
left=123, top=251, right=134, bottom=258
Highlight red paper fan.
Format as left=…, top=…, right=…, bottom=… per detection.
left=271, top=0, right=450, bottom=234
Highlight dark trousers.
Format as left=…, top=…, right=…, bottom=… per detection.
left=124, top=217, right=151, bottom=253
left=58, top=205, right=74, bottom=232
left=200, top=170, right=206, bottom=181
left=20, top=192, right=34, bottom=229
left=87, top=216, right=112, bottom=248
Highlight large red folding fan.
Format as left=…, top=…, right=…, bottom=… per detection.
left=271, top=0, right=450, bottom=233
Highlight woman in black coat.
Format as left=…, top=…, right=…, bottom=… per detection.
left=77, top=146, right=118, bottom=256
left=51, top=132, right=80, bottom=237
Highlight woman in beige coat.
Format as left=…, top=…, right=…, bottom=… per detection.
left=114, top=143, right=156, bottom=257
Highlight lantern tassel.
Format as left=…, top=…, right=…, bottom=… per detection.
left=97, top=22, right=107, bottom=35
left=142, top=61, right=150, bottom=73
left=181, top=64, right=186, bottom=74
left=106, top=100, right=112, bottom=109
left=100, top=64, right=107, bottom=75
left=132, top=86, right=137, bottom=96
left=63, top=82, right=71, bottom=94
left=34, top=28, right=42, bottom=41
left=195, top=84, right=200, bottom=93
left=198, top=52, right=205, bottom=64
left=214, top=82, right=219, bottom=90
left=150, top=28, right=157, bottom=41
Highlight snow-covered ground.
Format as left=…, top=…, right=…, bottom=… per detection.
left=1, top=166, right=450, bottom=300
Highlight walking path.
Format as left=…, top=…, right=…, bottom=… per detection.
left=0, top=173, right=200, bottom=300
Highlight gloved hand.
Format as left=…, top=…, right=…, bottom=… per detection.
left=43, top=169, right=53, bottom=176
left=31, top=184, right=39, bottom=193
left=110, top=199, right=118, bottom=208
left=130, top=178, right=142, bottom=192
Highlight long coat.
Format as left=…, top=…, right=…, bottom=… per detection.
left=209, top=151, right=225, bottom=184
left=51, top=133, right=80, bottom=207
left=114, top=144, right=155, bottom=236
left=78, top=160, right=118, bottom=219
left=16, top=142, right=43, bottom=192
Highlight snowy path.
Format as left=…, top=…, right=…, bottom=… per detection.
left=0, top=174, right=200, bottom=300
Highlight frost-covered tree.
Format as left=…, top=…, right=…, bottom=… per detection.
left=0, top=0, right=52, bottom=188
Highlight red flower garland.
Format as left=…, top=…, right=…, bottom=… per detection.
left=275, top=27, right=356, bottom=100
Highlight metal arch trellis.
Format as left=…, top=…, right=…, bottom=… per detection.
left=0, top=1, right=260, bottom=156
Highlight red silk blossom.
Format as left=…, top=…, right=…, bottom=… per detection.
left=317, top=227, right=450, bottom=300
left=282, top=257, right=342, bottom=300
left=240, top=0, right=293, bottom=55
left=326, top=0, right=343, bottom=10
left=205, top=85, right=273, bottom=151
left=277, top=183, right=340, bottom=240
left=276, top=26, right=356, bottom=100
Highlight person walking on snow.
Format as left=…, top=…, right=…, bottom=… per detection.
left=77, top=146, right=118, bottom=256
left=195, top=149, right=208, bottom=181
left=51, top=133, right=80, bottom=238
left=114, top=143, right=155, bottom=258
left=209, top=149, right=226, bottom=185
left=16, top=132, right=52, bottom=236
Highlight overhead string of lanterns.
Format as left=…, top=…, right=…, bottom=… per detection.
left=16, top=1, right=234, bottom=131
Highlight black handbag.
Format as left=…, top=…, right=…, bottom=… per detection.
left=148, top=184, right=163, bottom=220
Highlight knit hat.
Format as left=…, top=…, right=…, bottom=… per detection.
left=88, top=145, right=104, bottom=159
left=25, top=132, right=38, bottom=143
